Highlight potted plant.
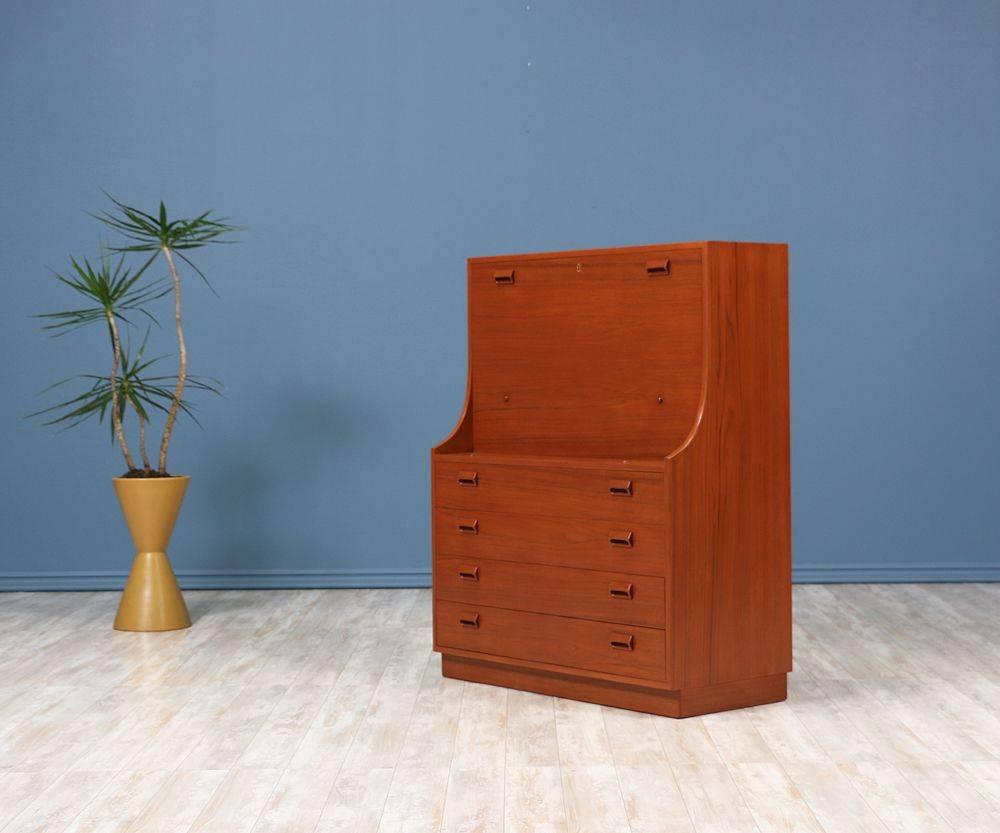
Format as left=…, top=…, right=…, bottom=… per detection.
left=32, top=196, right=238, bottom=631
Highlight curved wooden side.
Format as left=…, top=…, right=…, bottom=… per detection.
left=433, top=377, right=473, bottom=454
left=432, top=263, right=475, bottom=455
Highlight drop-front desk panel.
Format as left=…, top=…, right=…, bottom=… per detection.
left=431, top=242, right=791, bottom=717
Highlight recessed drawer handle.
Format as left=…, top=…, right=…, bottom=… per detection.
left=645, top=259, right=670, bottom=275
left=457, top=471, right=478, bottom=487
left=494, top=269, right=515, bottom=285
left=458, top=566, right=480, bottom=582
left=610, top=632, right=634, bottom=651
left=459, top=611, right=480, bottom=629
left=457, top=519, right=479, bottom=535
left=609, top=582, right=634, bottom=600
left=609, top=480, right=633, bottom=496
left=609, top=530, right=634, bottom=548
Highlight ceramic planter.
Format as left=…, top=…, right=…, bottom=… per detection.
left=112, top=475, right=191, bottom=632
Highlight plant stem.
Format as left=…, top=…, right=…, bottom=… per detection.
left=136, top=408, right=152, bottom=471
left=159, top=244, right=186, bottom=474
left=105, top=312, right=136, bottom=471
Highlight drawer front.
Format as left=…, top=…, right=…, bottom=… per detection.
left=436, top=600, right=666, bottom=682
left=434, top=461, right=664, bottom=525
left=434, top=507, right=665, bottom=576
left=436, top=557, right=665, bottom=627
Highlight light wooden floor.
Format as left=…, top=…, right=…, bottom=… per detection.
left=2, top=586, right=1000, bottom=833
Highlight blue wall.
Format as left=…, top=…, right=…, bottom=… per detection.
left=2, top=1, right=999, bottom=589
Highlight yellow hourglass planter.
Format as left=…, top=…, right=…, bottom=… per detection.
left=112, top=475, right=192, bottom=632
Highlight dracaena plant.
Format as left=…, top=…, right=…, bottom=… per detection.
left=32, top=195, right=238, bottom=476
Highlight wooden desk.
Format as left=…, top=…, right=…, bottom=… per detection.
left=431, top=242, right=791, bottom=717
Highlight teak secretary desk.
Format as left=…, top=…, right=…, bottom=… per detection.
left=431, top=241, right=791, bottom=717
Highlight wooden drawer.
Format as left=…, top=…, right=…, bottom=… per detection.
left=434, top=507, right=665, bottom=576
left=434, top=461, right=664, bottom=525
left=436, top=600, right=666, bottom=682
left=436, top=556, right=665, bottom=627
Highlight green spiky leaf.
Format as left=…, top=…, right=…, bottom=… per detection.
left=94, top=193, right=242, bottom=290
left=37, top=249, right=169, bottom=336
left=28, top=333, right=222, bottom=436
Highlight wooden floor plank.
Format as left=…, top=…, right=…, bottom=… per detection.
left=838, top=761, right=954, bottom=833
left=728, top=762, right=825, bottom=833
left=505, top=765, right=568, bottom=833
left=2, top=770, right=114, bottom=833
left=560, top=764, right=632, bottom=833
left=616, top=763, right=694, bottom=833
left=248, top=768, right=337, bottom=833
left=314, top=767, right=394, bottom=833
left=905, top=763, right=1000, bottom=833
left=506, top=690, right=559, bottom=768
left=376, top=764, right=451, bottom=833
left=62, top=770, right=173, bottom=833
left=440, top=682, right=507, bottom=833
left=670, top=762, right=761, bottom=833
left=122, top=770, right=227, bottom=833
left=783, top=761, right=891, bottom=833
left=187, top=769, right=281, bottom=833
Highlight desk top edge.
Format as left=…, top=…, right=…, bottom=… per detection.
left=468, top=241, right=788, bottom=265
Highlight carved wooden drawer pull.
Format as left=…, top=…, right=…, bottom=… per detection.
left=609, top=530, right=634, bottom=548
left=610, top=632, right=634, bottom=651
left=494, top=269, right=515, bottom=285
left=457, top=519, right=479, bottom=535
left=457, top=471, right=478, bottom=487
left=609, top=582, right=634, bottom=600
left=645, top=259, right=670, bottom=275
left=459, top=611, right=480, bottom=629
left=458, top=565, right=480, bottom=582
left=609, top=480, right=633, bottom=496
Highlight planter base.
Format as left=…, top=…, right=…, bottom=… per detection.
left=114, top=551, right=191, bottom=631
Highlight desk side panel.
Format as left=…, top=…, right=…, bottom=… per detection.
left=670, top=242, right=792, bottom=687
